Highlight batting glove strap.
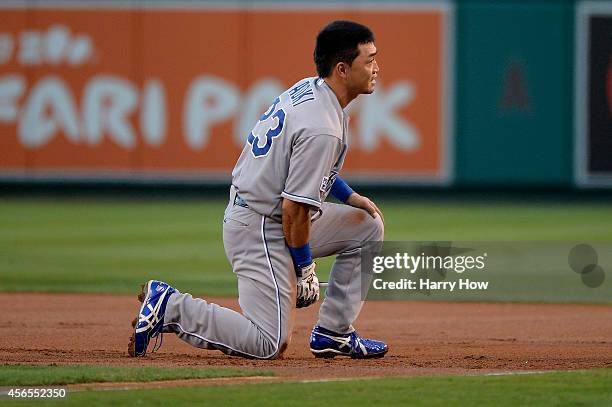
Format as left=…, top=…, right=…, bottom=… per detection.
left=296, top=262, right=320, bottom=308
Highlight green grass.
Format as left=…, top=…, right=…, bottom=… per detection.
left=3, top=369, right=611, bottom=406
left=0, top=364, right=270, bottom=386
left=1, top=198, right=612, bottom=297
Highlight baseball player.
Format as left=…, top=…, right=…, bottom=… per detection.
left=129, top=20, right=387, bottom=359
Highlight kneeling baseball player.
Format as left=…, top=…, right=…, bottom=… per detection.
left=129, top=20, right=387, bottom=359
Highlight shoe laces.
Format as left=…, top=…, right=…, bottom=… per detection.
left=152, top=331, right=164, bottom=353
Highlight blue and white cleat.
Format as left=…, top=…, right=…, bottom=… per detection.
left=309, top=325, right=388, bottom=359
left=128, top=280, right=176, bottom=357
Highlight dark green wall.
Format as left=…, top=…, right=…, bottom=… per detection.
left=455, top=0, right=575, bottom=187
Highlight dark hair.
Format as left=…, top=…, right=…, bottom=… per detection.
left=314, top=20, right=375, bottom=78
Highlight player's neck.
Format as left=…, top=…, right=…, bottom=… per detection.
left=323, top=78, right=356, bottom=109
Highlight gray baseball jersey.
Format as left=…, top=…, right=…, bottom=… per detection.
left=231, top=77, right=348, bottom=221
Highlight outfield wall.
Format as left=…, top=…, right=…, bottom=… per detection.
left=0, top=0, right=609, bottom=188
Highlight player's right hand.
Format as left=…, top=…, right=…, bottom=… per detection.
left=346, top=193, right=385, bottom=224
left=296, top=262, right=319, bottom=308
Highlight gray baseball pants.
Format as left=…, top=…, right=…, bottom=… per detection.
left=162, top=192, right=384, bottom=359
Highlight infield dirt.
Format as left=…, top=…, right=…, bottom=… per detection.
left=1, top=293, right=611, bottom=382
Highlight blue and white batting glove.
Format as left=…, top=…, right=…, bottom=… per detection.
left=296, top=262, right=319, bottom=308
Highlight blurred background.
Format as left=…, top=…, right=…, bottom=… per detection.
left=1, top=0, right=610, bottom=190
left=1, top=0, right=611, bottom=298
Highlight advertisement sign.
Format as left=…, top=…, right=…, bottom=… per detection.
left=0, top=2, right=452, bottom=184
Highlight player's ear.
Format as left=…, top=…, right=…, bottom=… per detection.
left=335, top=62, right=349, bottom=79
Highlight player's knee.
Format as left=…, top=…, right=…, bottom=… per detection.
left=260, top=336, right=290, bottom=360
left=364, top=214, right=384, bottom=242
left=272, top=338, right=291, bottom=360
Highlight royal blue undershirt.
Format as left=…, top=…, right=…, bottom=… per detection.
left=288, top=243, right=313, bottom=271
left=330, top=176, right=354, bottom=203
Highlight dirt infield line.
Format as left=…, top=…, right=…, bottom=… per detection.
left=66, top=370, right=577, bottom=392
left=1, top=293, right=611, bottom=381
left=67, top=376, right=283, bottom=392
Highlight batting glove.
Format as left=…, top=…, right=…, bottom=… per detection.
left=296, top=262, right=320, bottom=308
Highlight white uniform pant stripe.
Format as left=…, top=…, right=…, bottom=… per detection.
left=261, top=215, right=282, bottom=356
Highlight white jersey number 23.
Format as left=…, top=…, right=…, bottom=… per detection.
left=247, top=96, right=286, bottom=158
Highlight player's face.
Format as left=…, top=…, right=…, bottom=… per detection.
left=348, top=42, right=379, bottom=95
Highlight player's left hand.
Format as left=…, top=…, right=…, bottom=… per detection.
left=296, top=262, right=320, bottom=308
left=346, top=193, right=385, bottom=224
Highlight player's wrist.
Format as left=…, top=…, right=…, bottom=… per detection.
left=330, top=176, right=354, bottom=203
left=288, top=242, right=313, bottom=273
left=345, top=191, right=358, bottom=205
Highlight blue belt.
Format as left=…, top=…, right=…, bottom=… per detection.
left=233, top=194, right=249, bottom=208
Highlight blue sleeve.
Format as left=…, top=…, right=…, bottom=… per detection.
left=330, top=176, right=354, bottom=203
